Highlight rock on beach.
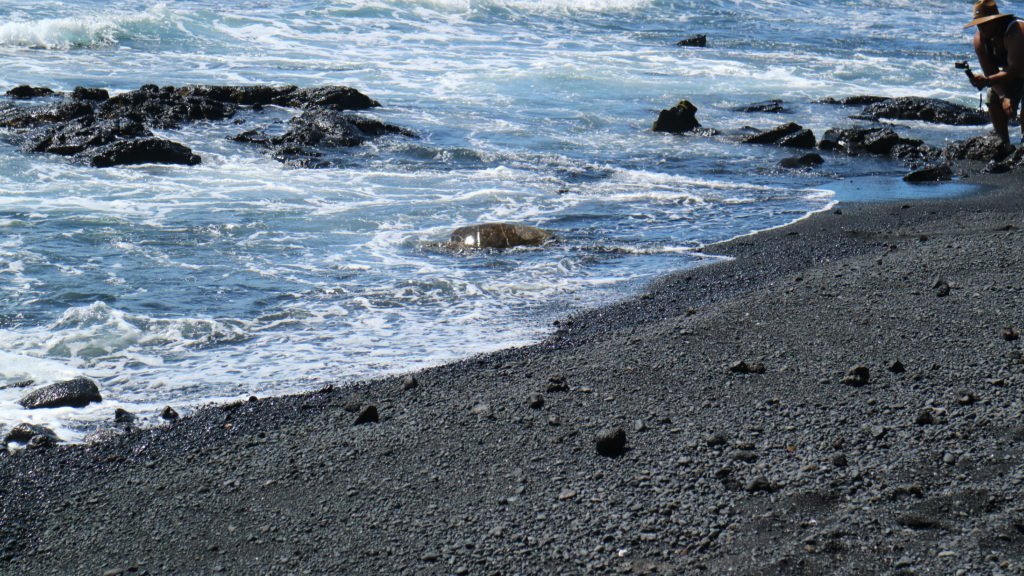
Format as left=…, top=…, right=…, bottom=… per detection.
left=18, top=377, right=102, bottom=409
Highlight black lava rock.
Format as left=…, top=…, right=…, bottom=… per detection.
left=114, top=408, right=137, bottom=424
left=780, top=153, right=825, bottom=169
left=7, top=85, right=55, bottom=99
left=741, top=122, right=802, bottom=145
left=652, top=100, right=701, bottom=134
left=161, top=406, right=179, bottom=421
left=863, top=96, right=988, bottom=126
left=84, top=138, right=202, bottom=168
left=71, top=87, right=109, bottom=102
left=904, top=163, right=953, bottom=182
left=18, top=377, right=102, bottom=409
left=353, top=405, right=379, bottom=425
left=841, top=366, right=870, bottom=386
left=733, top=99, right=786, bottom=113
left=527, top=393, right=545, bottom=409
left=676, top=34, right=707, bottom=47
left=4, top=423, right=60, bottom=445
left=595, top=427, right=627, bottom=457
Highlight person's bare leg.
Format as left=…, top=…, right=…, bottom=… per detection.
left=991, top=95, right=1011, bottom=144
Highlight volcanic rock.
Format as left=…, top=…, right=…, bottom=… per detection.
left=841, top=366, right=870, bottom=386
left=98, top=84, right=236, bottom=129
left=733, top=99, right=786, bottom=113
left=448, top=223, right=555, bottom=249
left=6, top=85, right=55, bottom=99
left=353, top=405, right=379, bottom=425
left=83, top=138, right=201, bottom=168
left=741, top=122, right=802, bottom=145
left=71, top=87, right=109, bottom=102
left=904, top=163, right=953, bottom=182
left=4, top=423, right=60, bottom=445
left=18, top=377, right=102, bottom=409
left=27, top=117, right=151, bottom=156
left=114, top=408, right=137, bottom=424
left=161, top=406, right=179, bottom=421
left=862, top=97, right=988, bottom=126
left=595, top=427, right=627, bottom=457
left=943, top=135, right=1012, bottom=162
left=652, top=100, right=701, bottom=134
left=676, top=35, right=707, bottom=47
left=819, top=95, right=889, bottom=106
left=780, top=153, right=825, bottom=169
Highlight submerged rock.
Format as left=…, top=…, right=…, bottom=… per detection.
left=652, top=100, right=701, bottom=134
left=676, top=35, right=707, bottom=47
left=448, top=223, right=556, bottom=249
left=780, top=152, right=825, bottom=169
left=18, top=377, right=102, bottom=409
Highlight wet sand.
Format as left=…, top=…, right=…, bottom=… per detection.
left=2, top=167, right=1023, bottom=575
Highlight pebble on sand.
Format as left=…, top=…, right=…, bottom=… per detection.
left=595, top=427, right=627, bottom=457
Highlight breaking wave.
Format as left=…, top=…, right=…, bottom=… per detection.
left=0, top=5, right=175, bottom=49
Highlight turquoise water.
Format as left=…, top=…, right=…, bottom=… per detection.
left=0, top=0, right=990, bottom=438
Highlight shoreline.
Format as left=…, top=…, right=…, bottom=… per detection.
left=2, top=166, right=1023, bottom=574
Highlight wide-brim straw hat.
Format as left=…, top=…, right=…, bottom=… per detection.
left=965, top=0, right=1015, bottom=28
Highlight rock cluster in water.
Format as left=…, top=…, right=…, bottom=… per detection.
left=654, top=94, right=1021, bottom=180
left=0, top=83, right=412, bottom=168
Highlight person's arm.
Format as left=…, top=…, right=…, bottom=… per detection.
left=973, top=31, right=1001, bottom=89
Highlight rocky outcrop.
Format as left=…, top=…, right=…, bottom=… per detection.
left=85, top=138, right=202, bottom=168
left=98, top=84, right=236, bottom=129
left=448, top=224, right=555, bottom=249
left=861, top=97, right=988, bottom=126
left=231, top=108, right=415, bottom=167
left=18, top=377, right=102, bottom=409
left=652, top=100, right=701, bottom=134
left=6, top=85, right=55, bottom=99
left=742, top=123, right=815, bottom=148
left=26, top=117, right=151, bottom=156
left=943, top=135, right=1010, bottom=162
left=182, top=85, right=379, bottom=111
left=0, top=83, right=397, bottom=168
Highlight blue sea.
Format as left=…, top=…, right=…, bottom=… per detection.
left=0, top=0, right=991, bottom=440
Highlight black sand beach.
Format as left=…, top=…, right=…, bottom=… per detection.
left=2, top=167, right=1023, bottom=575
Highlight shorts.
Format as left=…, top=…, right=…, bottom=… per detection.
left=987, top=75, right=1024, bottom=108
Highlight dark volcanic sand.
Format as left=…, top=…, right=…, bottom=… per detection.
left=2, top=170, right=1024, bottom=576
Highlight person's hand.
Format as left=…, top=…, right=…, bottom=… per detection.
left=970, top=74, right=989, bottom=90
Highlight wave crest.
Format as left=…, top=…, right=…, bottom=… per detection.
left=0, top=5, right=172, bottom=50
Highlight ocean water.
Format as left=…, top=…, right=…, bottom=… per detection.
left=0, top=0, right=990, bottom=440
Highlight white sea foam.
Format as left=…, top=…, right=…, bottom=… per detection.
left=0, top=5, right=174, bottom=50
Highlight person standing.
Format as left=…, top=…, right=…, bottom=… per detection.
left=966, top=0, right=1024, bottom=147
